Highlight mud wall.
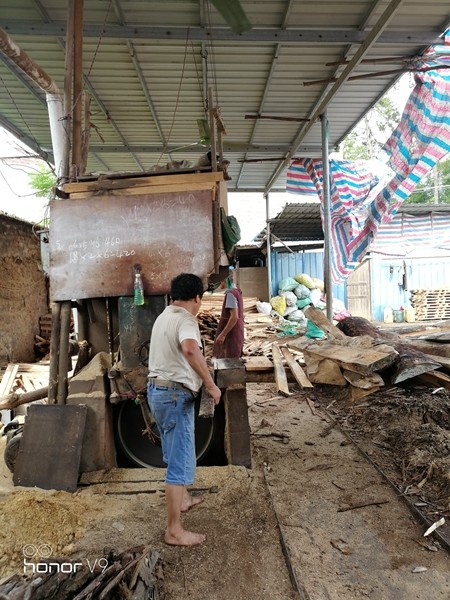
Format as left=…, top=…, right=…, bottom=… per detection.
left=0, top=214, right=48, bottom=364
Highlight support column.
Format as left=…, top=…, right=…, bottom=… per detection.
left=265, top=192, right=272, bottom=300
left=321, top=111, right=333, bottom=321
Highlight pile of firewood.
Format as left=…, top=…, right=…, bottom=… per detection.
left=0, top=546, right=163, bottom=600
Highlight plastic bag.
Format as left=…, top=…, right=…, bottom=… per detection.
left=293, top=283, right=311, bottom=299
left=305, top=319, right=325, bottom=339
left=278, top=277, right=298, bottom=292
left=283, top=305, right=298, bottom=317
left=270, top=295, right=287, bottom=316
left=256, top=301, right=272, bottom=314
left=309, top=288, right=322, bottom=306
left=296, top=297, right=311, bottom=309
left=311, top=277, right=325, bottom=291
left=287, top=309, right=307, bottom=323
left=294, top=273, right=315, bottom=289
left=280, top=291, right=297, bottom=307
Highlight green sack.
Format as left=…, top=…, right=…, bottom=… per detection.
left=220, top=207, right=241, bottom=253
left=305, top=319, right=325, bottom=339
left=296, top=297, right=311, bottom=309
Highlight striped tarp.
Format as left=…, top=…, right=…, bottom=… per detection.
left=286, top=157, right=384, bottom=281
left=286, top=60, right=450, bottom=283
left=370, top=211, right=450, bottom=255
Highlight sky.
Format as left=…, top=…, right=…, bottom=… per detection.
left=0, top=129, right=50, bottom=224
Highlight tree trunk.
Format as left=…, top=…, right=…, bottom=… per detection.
left=336, top=317, right=444, bottom=384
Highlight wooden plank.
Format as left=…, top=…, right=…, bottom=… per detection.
left=424, top=353, right=450, bottom=373
left=244, top=356, right=273, bottom=372
left=68, top=181, right=216, bottom=199
left=13, top=404, right=87, bottom=492
left=303, top=305, right=347, bottom=340
left=79, top=467, right=165, bottom=485
left=349, top=385, right=381, bottom=402
left=342, top=369, right=384, bottom=389
left=63, top=171, right=224, bottom=193
left=0, top=364, right=19, bottom=397
left=271, top=344, right=291, bottom=396
left=303, top=352, right=347, bottom=386
left=198, top=384, right=215, bottom=418
left=280, top=346, right=314, bottom=389
left=83, top=481, right=165, bottom=494
left=291, top=340, right=397, bottom=375
left=416, top=370, right=450, bottom=391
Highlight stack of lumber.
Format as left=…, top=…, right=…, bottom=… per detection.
left=199, top=294, right=274, bottom=358
left=243, top=307, right=450, bottom=401
left=200, top=292, right=259, bottom=315
left=411, top=288, right=450, bottom=321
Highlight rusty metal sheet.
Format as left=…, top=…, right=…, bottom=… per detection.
left=49, top=189, right=215, bottom=301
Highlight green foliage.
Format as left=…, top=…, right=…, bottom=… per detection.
left=405, top=158, right=450, bottom=204
left=28, top=166, right=56, bottom=200
left=342, top=95, right=400, bottom=161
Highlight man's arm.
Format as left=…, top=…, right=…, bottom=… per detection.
left=181, top=339, right=221, bottom=404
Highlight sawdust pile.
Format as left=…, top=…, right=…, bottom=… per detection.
left=0, top=488, right=105, bottom=578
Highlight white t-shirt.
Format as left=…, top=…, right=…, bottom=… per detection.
left=148, top=305, right=203, bottom=393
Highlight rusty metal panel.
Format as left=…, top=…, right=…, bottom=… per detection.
left=49, top=189, right=215, bottom=301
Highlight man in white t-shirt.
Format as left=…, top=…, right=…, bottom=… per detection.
left=148, top=273, right=221, bottom=546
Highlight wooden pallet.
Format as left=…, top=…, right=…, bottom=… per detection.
left=411, top=288, right=450, bottom=321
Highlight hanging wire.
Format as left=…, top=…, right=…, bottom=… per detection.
left=155, top=29, right=192, bottom=165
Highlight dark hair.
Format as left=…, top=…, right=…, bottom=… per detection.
left=170, top=273, right=204, bottom=301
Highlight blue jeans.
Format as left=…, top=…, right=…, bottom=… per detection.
left=147, top=381, right=196, bottom=485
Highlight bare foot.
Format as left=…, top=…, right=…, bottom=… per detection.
left=181, top=494, right=204, bottom=512
left=165, top=528, right=206, bottom=546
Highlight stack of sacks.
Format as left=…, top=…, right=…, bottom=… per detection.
left=268, top=274, right=326, bottom=323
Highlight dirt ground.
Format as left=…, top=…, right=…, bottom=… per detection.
left=1, top=379, right=450, bottom=599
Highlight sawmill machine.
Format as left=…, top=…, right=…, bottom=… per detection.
left=48, top=169, right=250, bottom=473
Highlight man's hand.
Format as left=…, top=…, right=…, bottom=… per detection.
left=206, top=383, right=221, bottom=405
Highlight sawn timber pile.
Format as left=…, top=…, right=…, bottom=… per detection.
left=243, top=307, right=450, bottom=401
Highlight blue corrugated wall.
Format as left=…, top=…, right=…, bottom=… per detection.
left=370, top=254, right=450, bottom=321
left=271, top=250, right=346, bottom=303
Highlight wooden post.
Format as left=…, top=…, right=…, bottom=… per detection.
left=214, top=358, right=251, bottom=468
left=56, top=301, right=72, bottom=405
left=48, top=301, right=61, bottom=404
left=72, top=0, right=83, bottom=172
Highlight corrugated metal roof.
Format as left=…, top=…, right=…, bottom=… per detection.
left=259, top=202, right=450, bottom=243
left=1, top=0, right=449, bottom=191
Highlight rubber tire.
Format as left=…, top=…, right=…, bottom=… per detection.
left=4, top=431, right=22, bottom=473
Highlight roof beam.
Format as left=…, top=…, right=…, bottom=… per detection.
left=88, top=143, right=326, bottom=154
left=2, top=22, right=443, bottom=45
left=0, top=115, right=53, bottom=163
